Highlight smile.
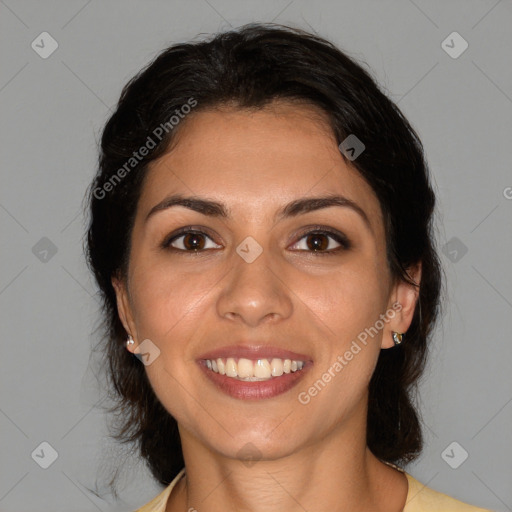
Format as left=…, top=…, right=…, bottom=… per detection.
left=205, top=357, right=305, bottom=381
left=198, top=357, right=312, bottom=400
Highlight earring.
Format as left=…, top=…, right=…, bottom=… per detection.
left=392, top=332, right=403, bottom=346
left=126, top=335, right=135, bottom=348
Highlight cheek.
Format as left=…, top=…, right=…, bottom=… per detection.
left=128, top=256, right=221, bottom=344
left=298, top=259, right=388, bottom=342
left=126, top=259, right=220, bottom=414
left=296, top=266, right=387, bottom=418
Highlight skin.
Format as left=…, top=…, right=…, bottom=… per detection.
left=112, top=100, right=421, bottom=512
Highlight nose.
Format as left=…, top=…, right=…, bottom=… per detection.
left=216, top=245, right=293, bottom=328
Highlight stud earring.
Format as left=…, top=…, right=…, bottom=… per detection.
left=126, top=335, right=135, bottom=348
left=392, top=332, right=403, bottom=346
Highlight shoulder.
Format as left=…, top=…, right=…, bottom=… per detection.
left=404, top=472, right=494, bottom=512
left=132, top=468, right=186, bottom=512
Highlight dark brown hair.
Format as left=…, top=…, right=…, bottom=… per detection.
left=85, top=22, right=442, bottom=492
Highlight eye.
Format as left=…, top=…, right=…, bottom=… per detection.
left=163, top=228, right=222, bottom=252
left=162, top=226, right=350, bottom=255
left=289, top=228, right=350, bottom=255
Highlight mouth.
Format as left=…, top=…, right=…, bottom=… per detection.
left=196, top=346, right=313, bottom=400
left=203, top=356, right=306, bottom=381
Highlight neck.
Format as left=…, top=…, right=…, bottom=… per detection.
left=167, top=416, right=408, bottom=512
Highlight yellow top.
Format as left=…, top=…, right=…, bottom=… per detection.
left=133, top=468, right=493, bottom=512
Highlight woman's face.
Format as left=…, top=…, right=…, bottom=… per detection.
left=113, top=101, right=418, bottom=460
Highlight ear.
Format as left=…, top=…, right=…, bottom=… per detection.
left=111, top=273, right=138, bottom=353
left=381, top=262, right=422, bottom=349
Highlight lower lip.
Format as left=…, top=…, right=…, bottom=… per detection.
left=197, top=360, right=313, bottom=400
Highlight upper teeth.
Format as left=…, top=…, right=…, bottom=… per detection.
left=205, top=357, right=305, bottom=381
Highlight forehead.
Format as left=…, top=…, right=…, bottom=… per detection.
left=138, top=102, right=383, bottom=229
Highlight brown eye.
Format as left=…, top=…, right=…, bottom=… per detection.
left=182, top=233, right=206, bottom=251
left=164, top=229, right=222, bottom=252
left=305, top=233, right=330, bottom=251
left=289, top=228, right=351, bottom=255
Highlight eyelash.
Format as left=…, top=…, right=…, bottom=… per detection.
left=161, top=225, right=351, bottom=256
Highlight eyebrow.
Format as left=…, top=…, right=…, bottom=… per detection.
left=145, top=193, right=371, bottom=230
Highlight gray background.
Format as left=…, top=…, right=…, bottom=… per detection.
left=1, top=0, right=511, bottom=510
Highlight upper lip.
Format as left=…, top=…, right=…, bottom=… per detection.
left=198, top=344, right=313, bottom=362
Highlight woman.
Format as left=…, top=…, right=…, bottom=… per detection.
left=86, top=23, right=493, bottom=512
